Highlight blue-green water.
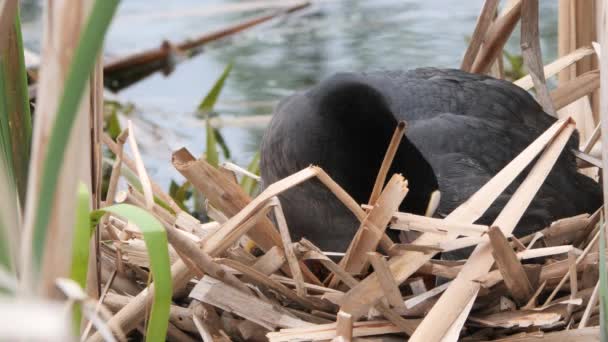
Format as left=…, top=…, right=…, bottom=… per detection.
left=20, top=0, right=558, bottom=187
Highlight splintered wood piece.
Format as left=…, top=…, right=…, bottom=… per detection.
left=267, top=320, right=403, bottom=342
left=367, top=253, right=406, bottom=312
left=173, top=147, right=308, bottom=252
left=514, top=46, right=595, bottom=90
left=368, top=121, right=407, bottom=205
left=409, top=122, right=574, bottom=342
left=488, top=227, right=533, bottom=305
left=333, top=311, right=353, bottom=342
left=550, top=70, right=600, bottom=110
left=460, top=0, right=500, bottom=71
left=339, top=174, right=409, bottom=277
left=471, top=0, right=522, bottom=74
left=172, top=149, right=319, bottom=287
left=338, top=119, right=569, bottom=320
left=252, top=246, right=286, bottom=276
left=391, top=212, right=488, bottom=237
left=216, top=258, right=334, bottom=312
left=189, top=276, right=312, bottom=330
left=270, top=197, right=306, bottom=297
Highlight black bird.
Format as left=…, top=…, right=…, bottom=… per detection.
left=260, top=68, right=601, bottom=254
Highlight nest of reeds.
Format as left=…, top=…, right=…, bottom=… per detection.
left=5, top=0, right=604, bottom=341
left=82, top=1, right=606, bottom=341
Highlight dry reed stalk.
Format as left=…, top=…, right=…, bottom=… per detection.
left=173, top=147, right=284, bottom=253
left=460, top=0, right=500, bottom=72
left=558, top=0, right=575, bottom=83
left=520, top=0, right=556, bottom=115
left=251, top=246, right=285, bottom=275
left=189, top=276, right=312, bottom=330
left=514, top=46, right=595, bottom=90
left=578, top=280, right=599, bottom=328
left=216, top=258, right=333, bottom=312
left=270, top=198, right=306, bottom=297
left=488, top=227, right=533, bottom=305
left=542, top=227, right=599, bottom=306
left=338, top=174, right=408, bottom=278
left=90, top=163, right=325, bottom=340
left=267, top=320, right=404, bottom=342
left=88, top=55, right=104, bottom=299
left=338, top=119, right=569, bottom=320
left=102, top=133, right=181, bottom=213
left=471, top=0, right=522, bottom=74
left=333, top=311, right=353, bottom=342
left=174, top=148, right=322, bottom=284
left=550, top=69, right=600, bottom=110
left=298, top=240, right=417, bottom=334
left=366, top=252, right=406, bottom=312
left=409, top=122, right=574, bottom=341
left=368, top=121, right=406, bottom=205
left=391, top=212, right=488, bottom=237
left=19, top=0, right=95, bottom=296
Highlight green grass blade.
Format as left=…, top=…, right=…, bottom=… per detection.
left=0, top=155, right=18, bottom=272
left=94, top=204, right=171, bottom=342
left=70, top=183, right=94, bottom=289
left=31, top=0, right=120, bottom=273
left=197, top=62, right=233, bottom=114
left=214, top=127, right=231, bottom=160
left=69, top=183, right=93, bottom=331
left=205, top=115, right=219, bottom=167
left=240, top=150, right=260, bottom=196
left=0, top=7, right=31, bottom=208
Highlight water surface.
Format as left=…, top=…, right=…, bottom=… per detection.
left=20, top=0, right=558, bottom=187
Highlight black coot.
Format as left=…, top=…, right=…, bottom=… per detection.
left=260, top=68, right=602, bottom=253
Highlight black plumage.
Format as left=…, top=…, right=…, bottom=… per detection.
left=260, top=68, right=601, bottom=253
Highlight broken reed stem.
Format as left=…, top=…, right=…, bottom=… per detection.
left=409, top=122, right=574, bottom=341
left=338, top=174, right=408, bottom=280
left=461, top=0, right=500, bottom=72
left=520, top=0, right=556, bottom=115
left=578, top=279, right=600, bottom=328
left=126, top=121, right=153, bottom=208
left=368, top=121, right=406, bottom=205
left=488, top=226, right=533, bottom=305
left=338, top=119, right=569, bottom=320
left=333, top=311, right=353, bottom=342
left=514, top=46, right=595, bottom=90
left=471, top=0, right=522, bottom=74
left=542, top=228, right=600, bottom=307
left=102, top=133, right=181, bottom=213
left=551, top=69, right=600, bottom=110
left=270, top=197, right=307, bottom=297
left=367, top=252, right=406, bottom=312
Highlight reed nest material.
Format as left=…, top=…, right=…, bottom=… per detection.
left=80, top=1, right=608, bottom=341
left=91, top=122, right=602, bottom=341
